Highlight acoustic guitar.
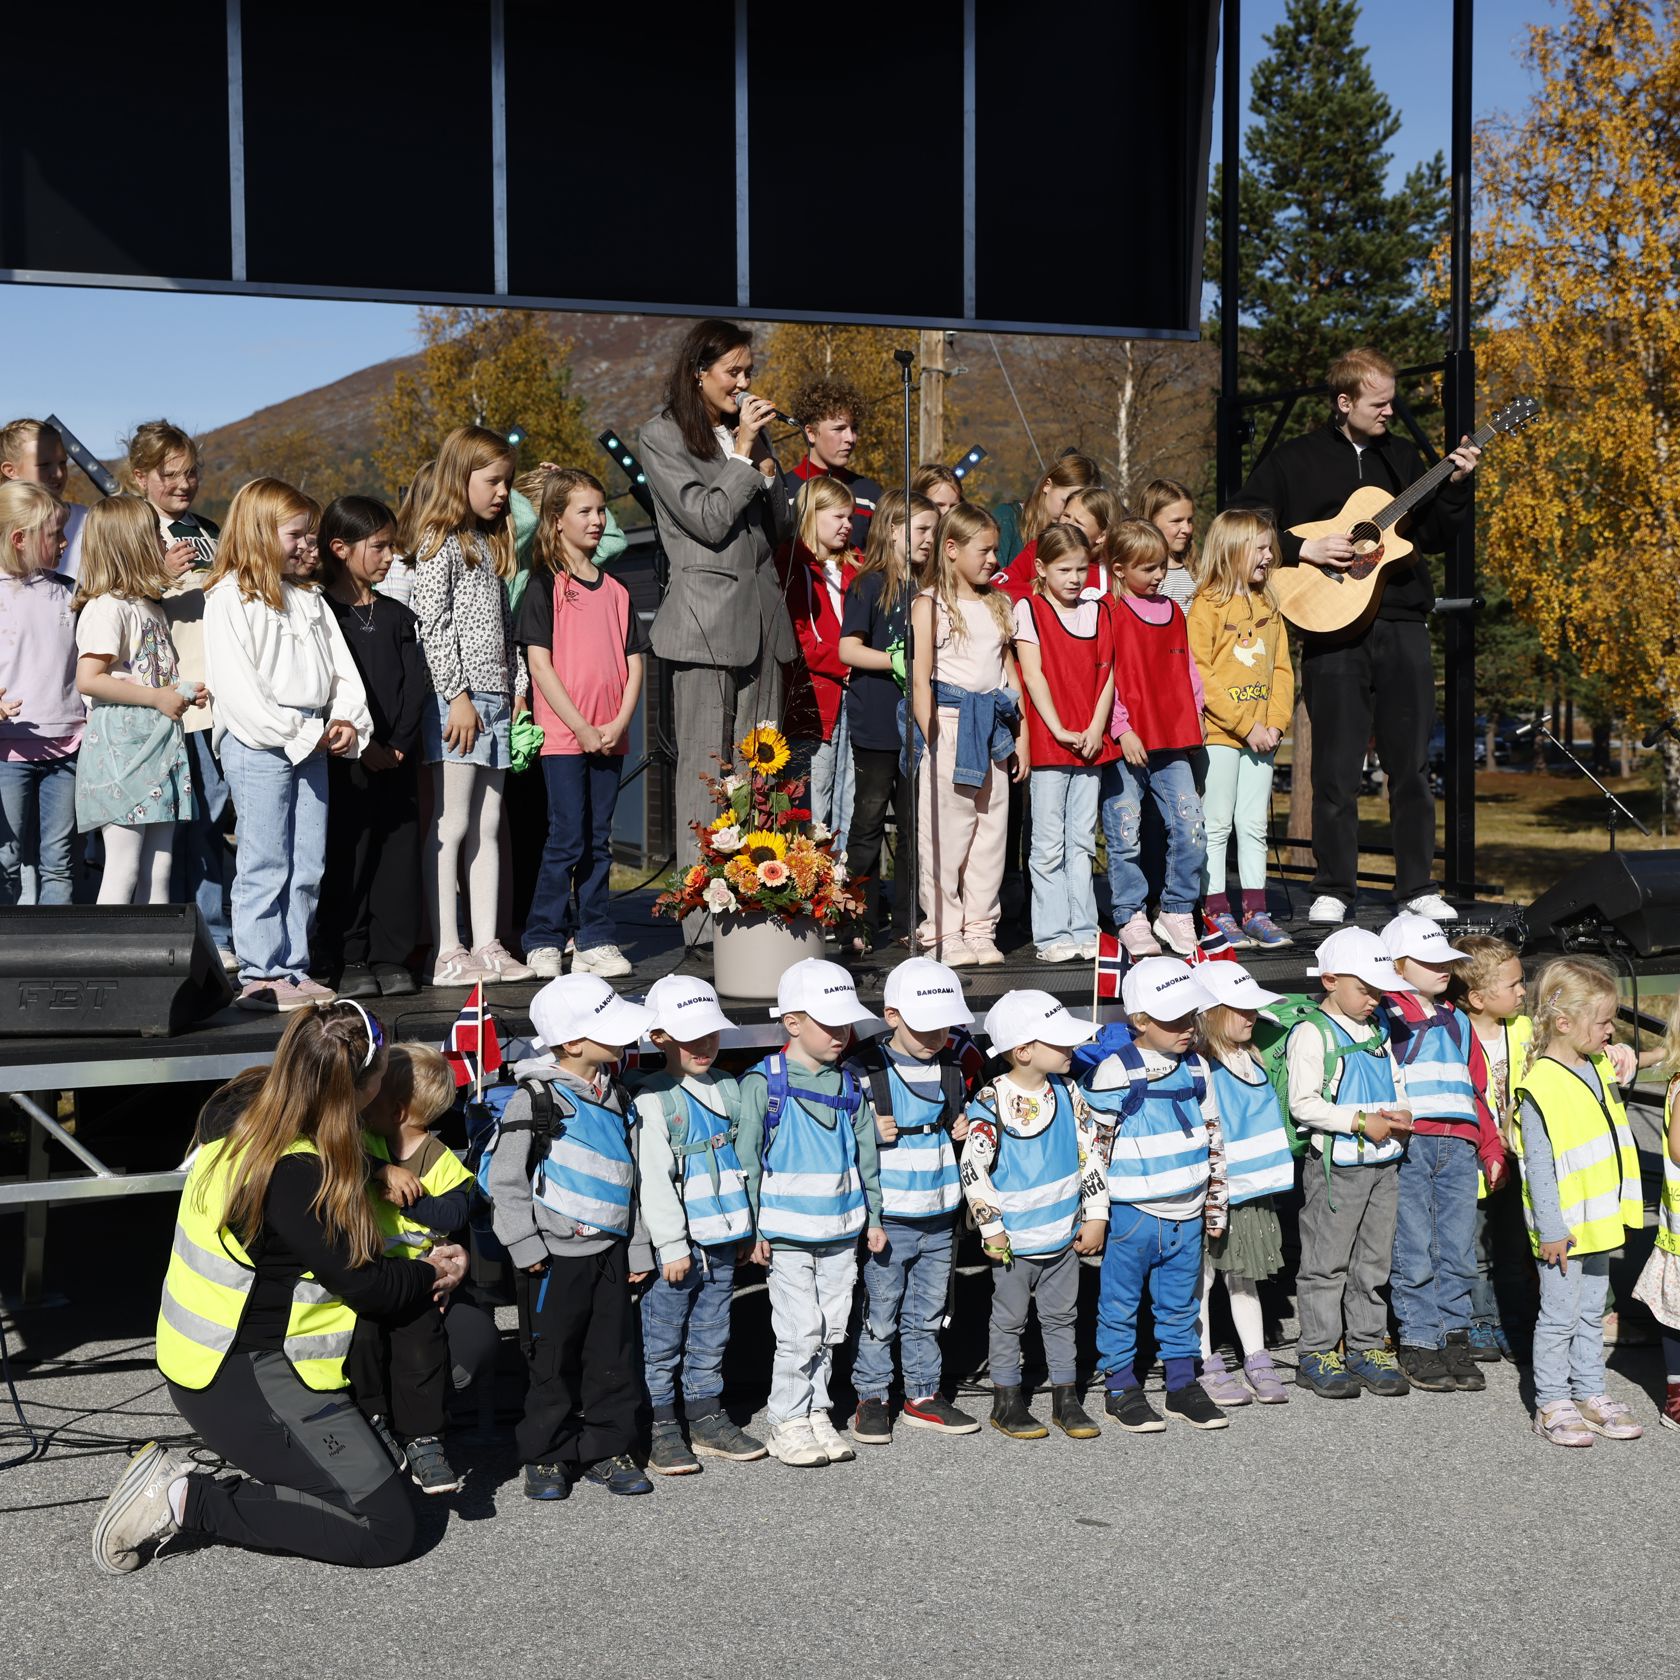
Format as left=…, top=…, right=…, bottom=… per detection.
left=1270, top=394, right=1540, bottom=637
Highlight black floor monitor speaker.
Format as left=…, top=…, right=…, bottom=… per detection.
left=1523, top=850, right=1680, bottom=957
left=0, top=904, right=235, bottom=1037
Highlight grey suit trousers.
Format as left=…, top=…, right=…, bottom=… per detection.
left=671, top=657, right=786, bottom=870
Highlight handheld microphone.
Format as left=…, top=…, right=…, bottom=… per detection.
left=1642, top=716, right=1678, bottom=749
left=1512, top=712, right=1551, bottom=738
left=769, top=408, right=806, bottom=428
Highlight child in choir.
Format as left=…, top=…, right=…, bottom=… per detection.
left=0, top=483, right=79, bottom=906
left=1101, top=518, right=1207, bottom=960
left=845, top=958, right=979, bottom=1444
left=490, top=975, right=657, bottom=1499
left=204, top=478, right=370, bottom=1011
left=1187, top=508, right=1295, bottom=951
left=74, top=496, right=203, bottom=906
left=964, top=989, right=1110, bottom=1441
left=1057, top=484, right=1124, bottom=596
left=911, top=462, right=962, bottom=519
left=1193, top=962, right=1296, bottom=1405
left=736, top=960, right=882, bottom=1468
left=1139, top=477, right=1198, bottom=609
left=775, top=476, right=859, bottom=851
left=1085, top=958, right=1230, bottom=1431
left=0, top=419, right=85, bottom=577
left=909, top=504, right=1024, bottom=967
left=1514, top=957, right=1645, bottom=1446
left=632, top=975, right=767, bottom=1474
left=1288, top=928, right=1414, bottom=1399
left=1633, top=988, right=1680, bottom=1431
left=318, top=496, right=429, bottom=1000
left=838, top=488, right=938, bottom=953
left=517, top=468, right=647, bottom=981
left=408, top=425, right=533, bottom=985
left=993, top=452, right=1101, bottom=586
left=1013, top=524, right=1118, bottom=963
left=1381, top=914, right=1504, bottom=1394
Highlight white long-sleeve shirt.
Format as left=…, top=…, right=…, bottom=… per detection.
left=203, top=577, right=372, bottom=764
left=1285, top=1004, right=1408, bottom=1149
left=961, top=1073, right=1111, bottom=1244
left=633, top=1071, right=739, bottom=1265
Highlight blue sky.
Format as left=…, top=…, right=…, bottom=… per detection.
left=0, top=0, right=1549, bottom=459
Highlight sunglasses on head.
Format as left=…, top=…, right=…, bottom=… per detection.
left=330, top=999, right=386, bottom=1071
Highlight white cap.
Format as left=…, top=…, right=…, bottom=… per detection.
left=1191, top=962, right=1286, bottom=1012
left=983, top=988, right=1099, bottom=1056
left=529, top=974, right=656, bottom=1051
left=1120, top=955, right=1218, bottom=1019
left=1307, top=927, right=1415, bottom=993
left=770, top=958, right=874, bottom=1027
left=1381, top=913, right=1471, bottom=966
left=643, top=974, right=735, bottom=1041
left=882, top=957, right=974, bottom=1031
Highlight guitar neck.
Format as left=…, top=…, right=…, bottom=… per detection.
left=1374, top=419, right=1496, bottom=531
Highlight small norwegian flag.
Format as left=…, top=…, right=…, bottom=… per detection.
left=1190, top=915, right=1241, bottom=967
left=442, top=984, right=504, bottom=1089
left=1095, top=931, right=1130, bottom=1001
left=947, top=1025, right=988, bottom=1093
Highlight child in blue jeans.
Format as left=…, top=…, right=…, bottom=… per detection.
left=1086, top=956, right=1230, bottom=1432
left=845, top=957, right=979, bottom=1445
left=632, top=974, right=767, bottom=1474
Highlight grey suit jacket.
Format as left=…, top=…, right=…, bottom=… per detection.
left=640, top=410, right=797, bottom=670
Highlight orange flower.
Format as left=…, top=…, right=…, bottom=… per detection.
left=724, top=856, right=759, bottom=895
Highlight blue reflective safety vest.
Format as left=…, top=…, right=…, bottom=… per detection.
left=1320, top=1018, right=1404, bottom=1167
left=1210, top=1056, right=1295, bottom=1205
left=845, top=1048, right=962, bottom=1221
left=755, top=1054, right=867, bottom=1245
left=661, top=1080, right=753, bottom=1247
left=1086, top=1053, right=1212, bottom=1204
left=532, top=1084, right=636, bottom=1238
left=972, top=1077, right=1083, bottom=1256
left=1385, top=1001, right=1477, bottom=1123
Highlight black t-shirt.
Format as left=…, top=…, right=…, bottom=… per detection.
left=325, top=593, right=430, bottom=757
left=514, top=565, right=651, bottom=658
left=840, top=570, right=906, bottom=752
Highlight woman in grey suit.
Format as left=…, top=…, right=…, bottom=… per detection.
left=640, top=319, right=797, bottom=871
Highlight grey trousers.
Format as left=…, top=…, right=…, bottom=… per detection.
left=1296, top=1158, right=1399, bottom=1355
left=988, top=1244, right=1080, bottom=1387
left=670, top=657, right=785, bottom=868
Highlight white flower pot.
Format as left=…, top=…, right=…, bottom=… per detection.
left=711, top=912, right=826, bottom=1001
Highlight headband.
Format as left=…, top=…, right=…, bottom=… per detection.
left=333, top=999, right=385, bottom=1072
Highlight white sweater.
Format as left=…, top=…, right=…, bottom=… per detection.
left=203, top=577, right=372, bottom=765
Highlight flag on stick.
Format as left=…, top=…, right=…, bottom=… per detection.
left=1094, top=931, right=1129, bottom=1003
left=443, top=984, right=503, bottom=1089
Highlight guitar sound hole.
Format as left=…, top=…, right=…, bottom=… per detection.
left=1346, top=521, right=1384, bottom=580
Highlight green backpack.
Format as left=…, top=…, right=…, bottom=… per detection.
left=1250, top=995, right=1388, bottom=1163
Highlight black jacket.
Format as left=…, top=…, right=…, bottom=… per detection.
left=1231, top=420, right=1473, bottom=624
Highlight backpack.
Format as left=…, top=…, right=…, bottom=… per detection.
left=1250, top=995, right=1387, bottom=1167
left=760, top=1051, right=863, bottom=1157
left=1071, top=1020, right=1207, bottom=1120
left=847, top=1040, right=967, bottom=1135
left=627, top=1070, right=744, bottom=1155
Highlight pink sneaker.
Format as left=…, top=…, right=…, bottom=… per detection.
left=1117, top=911, right=1161, bottom=958
left=1532, top=1399, right=1595, bottom=1448
left=1577, top=1394, right=1644, bottom=1440
left=1152, top=912, right=1198, bottom=956
left=286, top=977, right=337, bottom=1004
left=473, top=940, right=534, bottom=982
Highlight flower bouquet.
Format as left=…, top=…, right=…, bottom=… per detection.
left=654, top=722, right=866, bottom=929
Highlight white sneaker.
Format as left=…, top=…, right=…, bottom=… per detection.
left=1307, top=895, right=1348, bottom=924
left=473, top=939, right=535, bottom=981
left=1402, top=892, right=1459, bottom=921
left=525, top=946, right=565, bottom=979
left=1151, top=912, right=1198, bottom=956
left=1117, top=910, right=1162, bottom=958
left=429, top=946, right=491, bottom=987
left=768, top=1418, right=829, bottom=1468
left=1036, top=939, right=1081, bottom=963
left=92, top=1442, right=188, bottom=1575
left=217, top=947, right=239, bottom=974
left=1077, top=939, right=1100, bottom=960
left=570, top=942, right=633, bottom=978
left=807, top=1410, right=856, bottom=1463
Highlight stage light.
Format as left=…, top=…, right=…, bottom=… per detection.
left=951, top=444, right=988, bottom=481
left=505, top=421, right=527, bottom=448
left=598, top=429, right=655, bottom=518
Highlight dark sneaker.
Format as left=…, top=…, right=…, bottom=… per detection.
left=989, top=1384, right=1049, bottom=1440
left=368, top=1413, right=407, bottom=1472
left=1051, top=1384, right=1102, bottom=1438
left=1295, top=1351, right=1361, bottom=1399
left=901, top=1393, right=981, bottom=1435
left=1164, top=1383, right=1230, bottom=1430
left=334, top=962, right=381, bottom=999
left=1345, top=1348, right=1411, bottom=1397
left=582, top=1453, right=653, bottom=1496
left=647, top=1419, right=701, bottom=1476
left=1104, top=1385, right=1167, bottom=1433
left=850, top=1396, right=894, bottom=1445
left=1465, top=1323, right=1503, bottom=1362
left=404, top=1435, right=464, bottom=1494
left=372, top=962, right=418, bottom=997
left=688, top=1410, right=768, bottom=1461
left=1442, top=1332, right=1487, bottom=1391
left=1396, top=1344, right=1457, bottom=1393
left=523, top=1461, right=570, bottom=1501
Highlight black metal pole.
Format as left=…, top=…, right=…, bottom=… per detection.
left=1442, top=0, right=1477, bottom=898
left=894, top=347, right=919, bottom=939
left=1215, top=0, right=1242, bottom=505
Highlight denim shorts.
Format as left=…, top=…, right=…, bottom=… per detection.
left=423, top=689, right=512, bottom=770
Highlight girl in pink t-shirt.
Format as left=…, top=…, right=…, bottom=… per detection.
left=515, top=469, right=648, bottom=980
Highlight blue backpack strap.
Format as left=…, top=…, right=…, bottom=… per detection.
left=762, top=1052, right=789, bottom=1140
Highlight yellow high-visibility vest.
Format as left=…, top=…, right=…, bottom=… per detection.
left=365, top=1131, right=474, bottom=1259
left=1658, top=1077, right=1680, bottom=1260
left=156, top=1136, right=355, bottom=1391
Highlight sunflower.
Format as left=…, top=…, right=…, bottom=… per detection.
left=740, top=830, right=788, bottom=866
left=738, top=724, right=791, bottom=776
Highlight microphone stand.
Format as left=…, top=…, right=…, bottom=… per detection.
left=1538, top=717, right=1648, bottom=852
left=894, top=348, right=919, bottom=937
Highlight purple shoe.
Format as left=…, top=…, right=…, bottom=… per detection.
left=1199, top=1352, right=1253, bottom=1407
left=1243, top=1350, right=1290, bottom=1404
left=1241, top=912, right=1294, bottom=950
left=1203, top=910, right=1251, bottom=949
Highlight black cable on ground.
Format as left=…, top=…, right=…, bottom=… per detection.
left=0, top=1314, right=41, bottom=1470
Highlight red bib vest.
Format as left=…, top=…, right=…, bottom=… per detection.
left=1023, top=595, right=1120, bottom=769
left=1111, top=597, right=1201, bottom=752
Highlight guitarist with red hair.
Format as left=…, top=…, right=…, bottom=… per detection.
left=1231, top=347, right=1480, bottom=928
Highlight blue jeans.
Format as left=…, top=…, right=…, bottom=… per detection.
left=171, top=732, right=232, bottom=949
left=1532, top=1249, right=1610, bottom=1407
left=853, top=1216, right=955, bottom=1402
left=789, top=709, right=854, bottom=854
left=219, top=738, right=329, bottom=984
left=1101, top=751, right=1206, bottom=918
left=639, top=1244, right=736, bottom=1416
left=526, top=752, right=622, bottom=953
left=1390, top=1133, right=1480, bottom=1348
left=0, top=755, right=78, bottom=906
left=1098, top=1207, right=1205, bottom=1392
left=1029, top=765, right=1100, bottom=948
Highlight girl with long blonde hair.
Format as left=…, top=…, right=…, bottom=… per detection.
left=74, top=495, right=202, bottom=904
left=406, top=425, right=531, bottom=986
left=204, top=478, right=371, bottom=1011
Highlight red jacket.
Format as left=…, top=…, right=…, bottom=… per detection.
left=774, top=542, right=859, bottom=742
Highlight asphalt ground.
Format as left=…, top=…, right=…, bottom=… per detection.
left=1, top=1192, right=1675, bottom=1680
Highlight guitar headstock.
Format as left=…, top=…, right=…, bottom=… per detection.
left=1485, top=394, right=1540, bottom=437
